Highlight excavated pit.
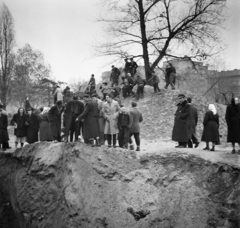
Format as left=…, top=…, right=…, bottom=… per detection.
left=0, top=142, right=239, bottom=228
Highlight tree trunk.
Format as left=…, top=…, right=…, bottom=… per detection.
left=138, top=0, right=151, bottom=82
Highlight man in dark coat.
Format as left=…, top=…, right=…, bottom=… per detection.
left=118, top=106, right=133, bottom=149
left=172, top=94, right=190, bottom=148
left=11, top=108, right=27, bottom=148
left=129, top=58, right=138, bottom=77
left=129, top=102, right=143, bottom=151
left=76, top=95, right=101, bottom=146
left=64, top=94, right=84, bottom=142
left=86, top=74, right=96, bottom=97
left=225, top=97, right=240, bottom=154
left=187, top=97, right=199, bottom=148
left=26, top=107, right=39, bottom=144
left=149, top=70, right=161, bottom=94
left=165, top=62, right=176, bottom=90
left=49, top=100, right=64, bottom=142
left=110, top=65, right=121, bottom=86
left=0, top=104, right=9, bottom=151
left=135, top=75, right=145, bottom=100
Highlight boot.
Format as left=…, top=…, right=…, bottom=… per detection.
left=129, top=144, right=134, bottom=150
left=210, top=146, right=215, bottom=151
left=89, top=139, right=95, bottom=147
left=96, top=138, right=101, bottom=147
left=203, top=146, right=210, bottom=150
left=136, top=146, right=140, bottom=151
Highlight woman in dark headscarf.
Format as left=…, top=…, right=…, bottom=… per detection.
left=201, top=104, right=220, bottom=151
left=225, top=97, right=240, bottom=154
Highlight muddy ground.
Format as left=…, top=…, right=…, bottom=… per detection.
left=0, top=141, right=239, bottom=228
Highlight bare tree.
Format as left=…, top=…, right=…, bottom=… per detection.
left=97, top=0, right=226, bottom=80
left=0, top=4, right=15, bottom=109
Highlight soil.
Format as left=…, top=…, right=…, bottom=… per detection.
left=0, top=142, right=239, bottom=228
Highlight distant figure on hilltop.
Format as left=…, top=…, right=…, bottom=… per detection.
left=129, top=57, right=138, bottom=77
left=165, top=62, right=176, bottom=90
left=124, top=58, right=131, bottom=77
left=110, top=65, right=121, bottom=86
left=149, top=70, right=161, bottom=94
left=86, top=74, right=96, bottom=97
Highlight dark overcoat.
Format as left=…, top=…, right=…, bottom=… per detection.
left=26, top=114, right=39, bottom=144
left=77, top=101, right=100, bottom=139
left=225, top=104, right=240, bottom=143
left=201, top=111, right=219, bottom=143
left=129, top=108, right=143, bottom=134
left=172, top=100, right=190, bottom=142
left=0, top=113, right=8, bottom=144
left=39, top=113, right=53, bottom=141
left=64, top=100, right=84, bottom=136
left=48, top=105, right=64, bottom=139
left=11, top=113, right=27, bottom=137
left=188, top=104, right=198, bottom=139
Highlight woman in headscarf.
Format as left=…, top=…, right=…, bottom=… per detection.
left=39, top=107, right=53, bottom=141
left=201, top=104, right=220, bottom=151
left=225, top=97, right=240, bottom=154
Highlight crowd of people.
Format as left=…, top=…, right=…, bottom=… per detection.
left=0, top=91, right=143, bottom=151
left=172, top=94, right=240, bottom=154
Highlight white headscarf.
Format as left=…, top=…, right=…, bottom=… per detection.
left=208, top=104, right=217, bottom=115
left=42, top=107, right=50, bottom=114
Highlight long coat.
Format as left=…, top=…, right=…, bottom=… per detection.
left=64, top=100, right=84, bottom=136
left=77, top=101, right=100, bottom=139
left=172, top=100, right=190, bottom=142
left=188, top=104, right=198, bottom=139
left=129, top=107, right=143, bottom=134
left=39, top=112, right=53, bottom=141
left=11, top=113, right=27, bottom=137
left=0, top=113, right=8, bottom=144
left=26, top=114, right=39, bottom=144
left=225, top=104, right=240, bottom=143
left=201, top=111, right=219, bottom=143
left=48, top=105, right=64, bottom=139
left=102, top=100, right=120, bottom=135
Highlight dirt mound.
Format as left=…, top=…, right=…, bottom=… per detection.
left=0, top=143, right=239, bottom=228
left=123, top=86, right=227, bottom=142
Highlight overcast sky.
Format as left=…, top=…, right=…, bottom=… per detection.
left=0, top=0, right=239, bottom=84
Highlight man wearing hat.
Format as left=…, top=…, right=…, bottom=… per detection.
left=110, top=65, right=120, bottom=86
left=129, top=57, right=138, bottom=77
left=25, top=107, right=39, bottom=144
left=76, top=94, right=101, bottom=146
left=48, top=100, right=64, bottom=142
left=63, top=94, right=84, bottom=142
left=172, top=94, right=190, bottom=148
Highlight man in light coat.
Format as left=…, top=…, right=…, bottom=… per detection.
left=129, top=101, right=143, bottom=151
left=102, top=94, right=120, bottom=148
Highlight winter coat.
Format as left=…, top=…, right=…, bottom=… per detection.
left=201, top=111, right=219, bottom=143
left=172, top=100, right=190, bottom=142
left=0, top=113, right=8, bottom=144
left=225, top=104, right=240, bottom=143
left=39, top=112, right=53, bottom=141
left=118, top=112, right=133, bottom=129
left=26, top=114, right=39, bottom=144
left=188, top=104, right=198, bottom=139
left=48, top=105, right=64, bottom=139
left=64, top=100, right=84, bottom=136
left=129, top=108, right=143, bottom=133
left=77, top=100, right=100, bottom=139
left=102, top=100, right=120, bottom=135
left=11, top=113, right=27, bottom=137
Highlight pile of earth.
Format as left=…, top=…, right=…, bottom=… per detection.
left=123, top=86, right=228, bottom=142
left=0, top=142, right=239, bottom=228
